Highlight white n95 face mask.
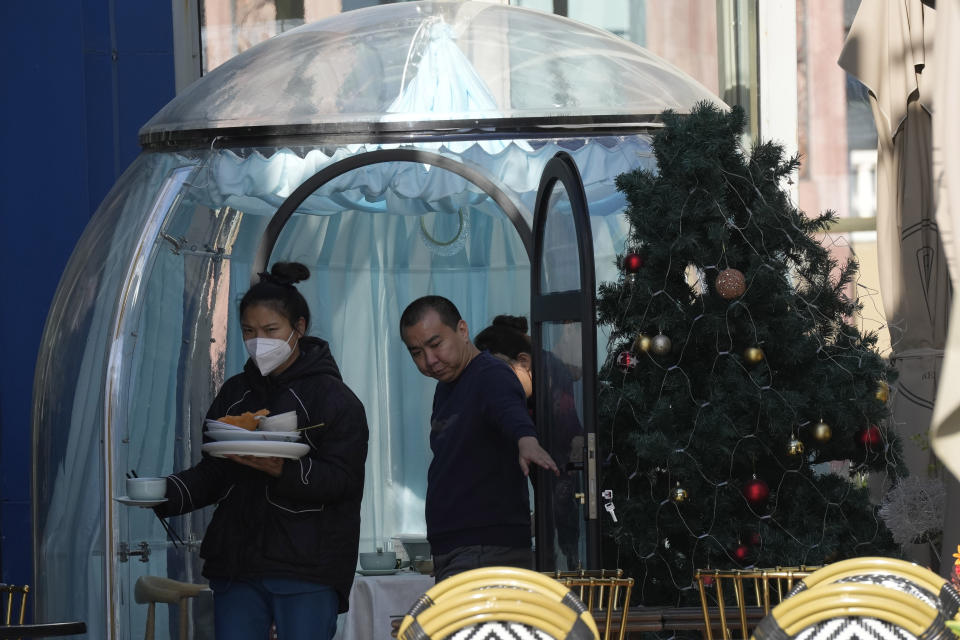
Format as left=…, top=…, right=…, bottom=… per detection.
left=245, top=330, right=296, bottom=376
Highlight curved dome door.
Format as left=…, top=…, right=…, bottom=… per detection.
left=531, top=151, right=600, bottom=571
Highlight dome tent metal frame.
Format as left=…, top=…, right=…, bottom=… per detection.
left=140, top=114, right=667, bottom=150
left=251, top=144, right=603, bottom=572
left=251, top=148, right=534, bottom=277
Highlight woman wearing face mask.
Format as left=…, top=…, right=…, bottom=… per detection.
left=155, top=261, right=369, bottom=640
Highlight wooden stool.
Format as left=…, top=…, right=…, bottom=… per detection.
left=134, top=576, right=206, bottom=640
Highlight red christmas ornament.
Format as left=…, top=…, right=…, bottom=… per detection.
left=623, top=252, right=644, bottom=273
left=856, top=425, right=883, bottom=448
left=702, top=575, right=715, bottom=587
left=616, top=351, right=637, bottom=371
left=733, top=544, right=750, bottom=563
left=742, top=477, right=770, bottom=507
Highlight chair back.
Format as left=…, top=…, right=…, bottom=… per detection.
left=695, top=567, right=818, bottom=640
left=398, top=566, right=600, bottom=640
left=751, top=581, right=949, bottom=640
left=546, top=570, right=633, bottom=640
left=786, top=557, right=960, bottom=620
left=0, top=584, right=29, bottom=626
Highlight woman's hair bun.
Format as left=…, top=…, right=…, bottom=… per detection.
left=270, top=262, right=311, bottom=286
left=492, top=314, right=528, bottom=334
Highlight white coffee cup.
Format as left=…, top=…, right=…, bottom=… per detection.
left=259, top=411, right=298, bottom=432
left=127, top=477, right=167, bottom=500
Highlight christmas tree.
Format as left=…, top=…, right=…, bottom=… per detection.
left=597, top=102, right=904, bottom=606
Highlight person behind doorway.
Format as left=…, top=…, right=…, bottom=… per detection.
left=155, top=262, right=369, bottom=640
left=474, top=315, right=584, bottom=570
left=399, top=295, right=559, bottom=581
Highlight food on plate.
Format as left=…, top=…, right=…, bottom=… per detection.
left=217, top=409, right=270, bottom=431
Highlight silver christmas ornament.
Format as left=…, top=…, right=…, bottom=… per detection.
left=651, top=334, right=672, bottom=355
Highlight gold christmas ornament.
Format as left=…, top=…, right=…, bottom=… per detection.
left=651, top=334, right=672, bottom=355
left=633, top=333, right=653, bottom=353
left=744, top=346, right=764, bottom=364
left=787, top=435, right=805, bottom=456
left=813, top=421, right=832, bottom=443
left=715, top=267, right=746, bottom=299
left=671, top=483, right=688, bottom=503
left=876, top=380, right=890, bottom=404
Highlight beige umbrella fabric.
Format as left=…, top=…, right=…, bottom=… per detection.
left=931, top=0, right=960, bottom=575
left=839, top=0, right=951, bottom=568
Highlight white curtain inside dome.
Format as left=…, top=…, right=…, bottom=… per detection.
left=202, top=137, right=654, bottom=221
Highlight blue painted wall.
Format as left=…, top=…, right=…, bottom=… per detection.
left=0, top=0, right=176, bottom=591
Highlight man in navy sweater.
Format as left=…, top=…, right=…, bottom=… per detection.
left=400, top=295, right=559, bottom=581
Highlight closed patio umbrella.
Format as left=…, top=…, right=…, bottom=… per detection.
left=839, top=0, right=950, bottom=566
left=931, top=0, right=960, bottom=577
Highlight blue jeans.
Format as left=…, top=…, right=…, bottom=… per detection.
left=208, top=577, right=338, bottom=640
left=432, top=545, right=534, bottom=582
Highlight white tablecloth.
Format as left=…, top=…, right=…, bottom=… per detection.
left=335, top=571, right=435, bottom=640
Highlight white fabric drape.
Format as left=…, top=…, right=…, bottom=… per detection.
left=207, top=138, right=654, bottom=220
left=930, top=0, right=960, bottom=575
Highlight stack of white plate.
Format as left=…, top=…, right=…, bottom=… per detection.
left=202, top=419, right=309, bottom=459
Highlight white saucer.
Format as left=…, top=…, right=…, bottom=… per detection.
left=202, top=441, right=310, bottom=459
left=207, top=430, right=301, bottom=443
left=114, top=496, right=168, bottom=507
left=356, top=568, right=399, bottom=576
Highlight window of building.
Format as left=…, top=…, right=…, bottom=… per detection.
left=796, top=0, right=886, bottom=352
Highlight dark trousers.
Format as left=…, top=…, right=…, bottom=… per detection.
left=432, top=544, right=534, bottom=582
left=208, top=577, right=338, bottom=640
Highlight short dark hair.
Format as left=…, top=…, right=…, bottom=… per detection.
left=240, top=262, right=312, bottom=330
left=400, top=295, right=462, bottom=333
left=474, top=317, right=532, bottom=360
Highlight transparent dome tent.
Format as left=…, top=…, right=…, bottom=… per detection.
left=33, top=2, right=722, bottom=637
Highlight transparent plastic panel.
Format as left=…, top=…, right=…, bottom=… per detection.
left=32, top=153, right=198, bottom=638
left=141, top=1, right=721, bottom=136
left=33, top=131, right=645, bottom=637
left=540, top=181, right=581, bottom=294
left=538, top=320, right=586, bottom=570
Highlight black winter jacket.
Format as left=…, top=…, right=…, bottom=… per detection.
left=157, top=337, right=368, bottom=613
